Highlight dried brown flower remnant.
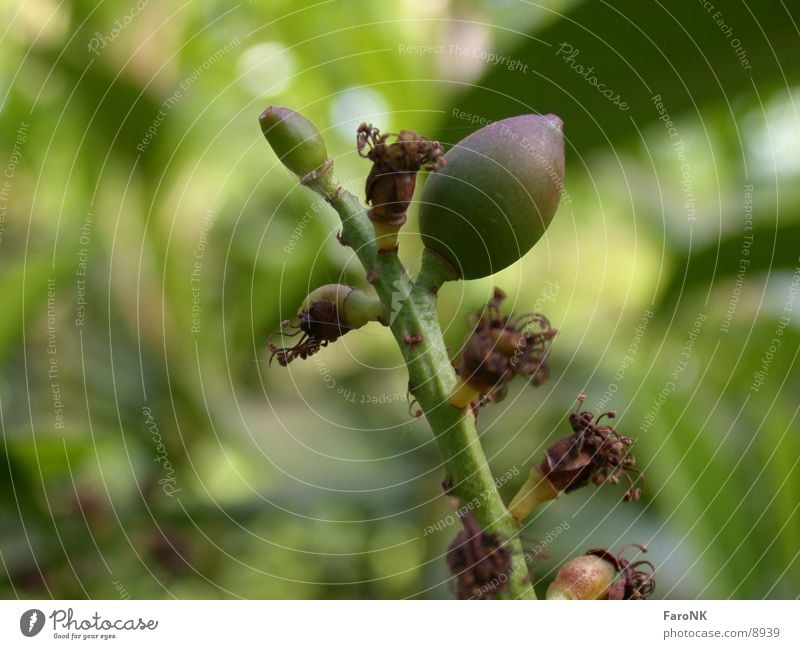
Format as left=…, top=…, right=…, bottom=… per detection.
left=268, top=284, right=383, bottom=366
left=446, top=512, right=512, bottom=600
left=450, top=288, right=556, bottom=409
left=509, top=397, right=644, bottom=523
left=357, top=123, right=445, bottom=251
left=542, top=395, right=643, bottom=501
left=268, top=303, right=343, bottom=366
left=586, top=545, right=656, bottom=600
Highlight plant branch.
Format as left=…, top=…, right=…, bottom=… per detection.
left=306, top=168, right=534, bottom=600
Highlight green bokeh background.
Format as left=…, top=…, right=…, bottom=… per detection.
left=1, top=0, right=798, bottom=599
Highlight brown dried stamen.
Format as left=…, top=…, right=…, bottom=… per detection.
left=542, top=395, right=643, bottom=501
left=455, top=288, right=557, bottom=405
left=446, top=512, right=512, bottom=600
left=268, top=300, right=351, bottom=366
left=586, top=544, right=656, bottom=600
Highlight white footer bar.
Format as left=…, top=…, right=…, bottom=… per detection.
left=0, top=600, right=796, bottom=647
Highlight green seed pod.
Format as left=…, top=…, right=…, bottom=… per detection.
left=259, top=106, right=329, bottom=177
left=300, top=284, right=383, bottom=330
left=419, top=114, right=564, bottom=279
left=547, top=546, right=656, bottom=600
left=545, top=554, right=617, bottom=600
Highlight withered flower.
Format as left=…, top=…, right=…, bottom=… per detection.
left=546, top=544, right=655, bottom=600
left=509, top=396, right=643, bottom=523
left=450, top=288, right=556, bottom=409
left=357, top=123, right=445, bottom=251
left=268, top=284, right=383, bottom=366
left=586, top=544, right=656, bottom=600
left=542, top=395, right=643, bottom=501
left=446, top=512, right=512, bottom=600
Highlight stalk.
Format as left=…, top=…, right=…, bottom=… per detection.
left=302, top=169, right=534, bottom=599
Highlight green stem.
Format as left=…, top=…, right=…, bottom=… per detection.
left=307, top=169, right=534, bottom=600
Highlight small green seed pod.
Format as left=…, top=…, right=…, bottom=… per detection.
left=547, top=546, right=656, bottom=600
left=419, top=114, right=564, bottom=279
left=259, top=106, right=329, bottom=178
left=268, top=285, right=384, bottom=366
left=301, top=284, right=384, bottom=330
left=545, top=554, right=617, bottom=600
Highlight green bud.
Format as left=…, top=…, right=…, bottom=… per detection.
left=419, top=114, right=565, bottom=279
left=259, top=106, right=329, bottom=177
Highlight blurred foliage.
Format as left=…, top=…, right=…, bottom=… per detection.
left=0, top=0, right=798, bottom=599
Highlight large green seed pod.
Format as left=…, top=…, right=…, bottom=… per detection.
left=419, top=115, right=564, bottom=279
